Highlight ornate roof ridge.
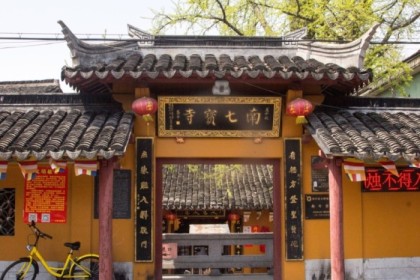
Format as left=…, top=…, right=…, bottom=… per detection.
left=0, top=92, right=123, bottom=112
left=59, top=20, right=379, bottom=69
left=0, top=79, right=62, bottom=94
left=321, top=95, right=420, bottom=110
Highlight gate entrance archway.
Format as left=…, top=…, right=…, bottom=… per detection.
left=155, top=158, right=281, bottom=279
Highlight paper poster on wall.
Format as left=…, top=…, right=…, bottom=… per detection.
left=23, top=166, right=68, bottom=223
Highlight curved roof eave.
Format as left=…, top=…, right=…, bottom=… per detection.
left=58, top=21, right=378, bottom=94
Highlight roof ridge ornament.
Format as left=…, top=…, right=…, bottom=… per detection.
left=297, top=23, right=380, bottom=69
left=127, top=24, right=154, bottom=46
left=58, top=20, right=140, bottom=68
left=283, top=28, right=308, bottom=46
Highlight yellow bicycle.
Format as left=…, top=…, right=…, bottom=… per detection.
left=0, top=221, right=99, bottom=279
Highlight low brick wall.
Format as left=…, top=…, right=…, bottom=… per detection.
left=306, top=257, right=420, bottom=280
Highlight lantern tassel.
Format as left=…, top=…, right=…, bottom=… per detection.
left=142, top=114, right=154, bottom=122
left=296, top=116, right=308, bottom=124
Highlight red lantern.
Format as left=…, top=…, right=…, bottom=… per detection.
left=165, top=212, right=177, bottom=222
left=251, top=225, right=260, bottom=232
left=228, top=213, right=240, bottom=222
left=132, top=97, right=158, bottom=122
left=286, top=98, right=314, bottom=124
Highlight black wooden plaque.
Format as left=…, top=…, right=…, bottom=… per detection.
left=112, top=170, right=131, bottom=218
left=135, top=138, right=153, bottom=262
left=158, top=96, right=281, bottom=137
left=311, top=156, right=329, bottom=192
left=305, top=194, right=330, bottom=219
left=284, top=138, right=303, bottom=260
left=94, top=169, right=132, bottom=219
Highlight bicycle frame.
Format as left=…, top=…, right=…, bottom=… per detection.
left=26, top=245, right=98, bottom=278
left=11, top=221, right=100, bottom=279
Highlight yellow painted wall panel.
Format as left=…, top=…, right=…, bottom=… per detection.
left=362, top=192, right=420, bottom=257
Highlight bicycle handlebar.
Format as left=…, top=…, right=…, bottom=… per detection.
left=29, top=220, right=53, bottom=240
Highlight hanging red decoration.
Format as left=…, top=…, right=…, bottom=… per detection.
left=286, top=98, right=314, bottom=124
left=228, top=213, right=240, bottom=222
left=165, top=212, right=177, bottom=221
left=251, top=225, right=261, bottom=232
left=132, top=97, right=158, bottom=122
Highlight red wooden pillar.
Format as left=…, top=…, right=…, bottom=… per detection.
left=99, top=158, right=115, bottom=280
left=328, top=157, right=345, bottom=280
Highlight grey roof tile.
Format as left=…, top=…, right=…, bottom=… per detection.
left=0, top=93, right=134, bottom=161
left=61, top=49, right=373, bottom=95
left=0, top=80, right=62, bottom=94
left=162, top=163, right=273, bottom=211
left=58, top=21, right=379, bottom=94
left=306, top=96, right=420, bottom=162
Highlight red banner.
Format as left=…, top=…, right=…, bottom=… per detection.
left=24, top=166, right=68, bottom=223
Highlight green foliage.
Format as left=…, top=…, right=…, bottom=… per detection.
left=151, top=0, right=419, bottom=96
left=364, top=45, right=412, bottom=96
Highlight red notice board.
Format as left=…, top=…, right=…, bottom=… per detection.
left=24, top=166, right=68, bottom=223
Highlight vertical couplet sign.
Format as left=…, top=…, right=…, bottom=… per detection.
left=284, top=138, right=303, bottom=260
left=24, top=166, right=67, bottom=223
left=135, top=138, right=153, bottom=262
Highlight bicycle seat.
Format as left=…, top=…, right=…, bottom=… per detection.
left=64, top=241, right=81, bottom=250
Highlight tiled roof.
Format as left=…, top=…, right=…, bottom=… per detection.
left=306, top=96, right=420, bottom=162
left=0, top=93, right=134, bottom=161
left=162, top=164, right=273, bottom=211
left=59, top=21, right=377, bottom=95
left=0, top=80, right=62, bottom=94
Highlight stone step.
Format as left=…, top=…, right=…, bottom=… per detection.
left=163, top=273, right=273, bottom=280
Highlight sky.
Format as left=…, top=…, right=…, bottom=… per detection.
left=0, top=1, right=418, bottom=93
left=0, top=0, right=173, bottom=91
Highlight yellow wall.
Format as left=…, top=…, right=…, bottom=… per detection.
left=301, top=136, right=420, bottom=262
left=362, top=192, right=420, bottom=257
left=0, top=163, right=97, bottom=261
left=302, top=142, right=331, bottom=260
left=3, top=88, right=420, bottom=280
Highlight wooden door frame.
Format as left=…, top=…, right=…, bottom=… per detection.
left=154, top=158, right=282, bottom=279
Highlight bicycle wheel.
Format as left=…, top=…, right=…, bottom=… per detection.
left=0, top=259, right=37, bottom=280
left=70, top=255, right=99, bottom=280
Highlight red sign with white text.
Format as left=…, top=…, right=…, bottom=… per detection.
left=363, top=168, right=420, bottom=192
left=24, top=166, right=68, bottom=223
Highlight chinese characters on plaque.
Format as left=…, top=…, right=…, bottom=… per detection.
left=94, top=170, right=131, bottom=219
left=284, top=139, right=303, bottom=260
left=305, top=194, right=330, bottom=219
left=135, top=138, right=153, bottom=262
left=176, top=209, right=225, bottom=218
left=24, top=166, right=67, bottom=223
left=158, top=96, right=281, bottom=137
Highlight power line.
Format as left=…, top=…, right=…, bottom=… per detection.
left=0, top=35, right=418, bottom=46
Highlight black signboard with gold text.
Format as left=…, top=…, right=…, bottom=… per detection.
left=135, top=138, right=153, bottom=262
left=158, top=96, right=281, bottom=137
left=284, top=138, right=303, bottom=260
